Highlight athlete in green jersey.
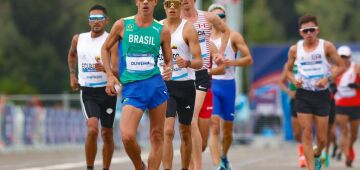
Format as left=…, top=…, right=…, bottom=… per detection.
left=279, top=62, right=306, bottom=168
left=120, top=16, right=163, bottom=84
left=101, top=0, right=173, bottom=169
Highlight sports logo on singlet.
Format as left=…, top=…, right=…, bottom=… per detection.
left=126, top=24, right=134, bottom=31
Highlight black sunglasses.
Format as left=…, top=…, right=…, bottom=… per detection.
left=217, top=13, right=226, bottom=19
left=300, top=27, right=318, bottom=34
left=340, top=55, right=351, bottom=59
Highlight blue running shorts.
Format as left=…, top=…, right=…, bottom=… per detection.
left=211, top=79, right=236, bottom=121
left=122, top=74, right=169, bottom=111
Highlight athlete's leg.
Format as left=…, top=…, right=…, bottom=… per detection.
left=349, top=119, right=359, bottom=163
left=179, top=123, right=192, bottom=169
left=336, top=114, right=350, bottom=160
left=100, top=95, right=116, bottom=170
left=292, top=117, right=302, bottom=143
left=209, top=115, right=221, bottom=165
left=190, top=90, right=207, bottom=170
left=163, top=117, right=176, bottom=169
left=101, top=127, right=114, bottom=169
left=120, top=105, right=144, bottom=170
left=199, top=117, right=210, bottom=151
left=221, top=120, right=233, bottom=157
left=314, top=115, right=329, bottom=156
left=349, top=119, right=359, bottom=148
left=148, top=101, right=166, bottom=170
left=297, top=113, right=314, bottom=170
left=85, top=117, right=99, bottom=168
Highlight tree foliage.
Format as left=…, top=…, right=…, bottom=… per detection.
left=0, top=0, right=359, bottom=94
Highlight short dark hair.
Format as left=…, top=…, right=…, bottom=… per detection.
left=298, top=15, right=317, bottom=27
left=89, top=4, right=107, bottom=15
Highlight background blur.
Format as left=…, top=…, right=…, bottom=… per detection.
left=0, top=1, right=360, bottom=168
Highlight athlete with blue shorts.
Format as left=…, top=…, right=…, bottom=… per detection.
left=208, top=4, right=253, bottom=170
left=101, top=0, right=173, bottom=169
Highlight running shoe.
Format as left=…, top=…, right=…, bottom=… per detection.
left=331, top=144, right=338, bottom=158
left=220, top=156, right=231, bottom=170
left=141, top=161, right=147, bottom=170
left=349, top=147, right=355, bottom=161
left=345, top=156, right=353, bottom=167
left=298, top=155, right=307, bottom=168
left=216, top=165, right=226, bottom=170
left=336, top=152, right=342, bottom=161
left=323, top=153, right=329, bottom=167
left=315, top=156, right=322, bottom=170
left=298, top=144, right=304, bottom=156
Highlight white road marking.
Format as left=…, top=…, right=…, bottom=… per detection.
left=18, top=149, right=181, bottom=170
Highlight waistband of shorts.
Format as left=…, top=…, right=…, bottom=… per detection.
left=195, top=69, right=209, bottom=75
left=80, top=86, right=106, bottom=95
left=166, top=80, right=194, bottom=86
left=297, top=88, right=329, bottom=94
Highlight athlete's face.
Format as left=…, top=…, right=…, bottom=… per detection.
left=181, top=0, right=195, bottom=10
left=88, top=9, right=108, bottom=33
left=136, top=0, right=158, bottom=16
left=299, top=21, right=319, bottom=42
left=164, top=0, right=182, bottom=19
left=210, top=9, right=226, bottom=22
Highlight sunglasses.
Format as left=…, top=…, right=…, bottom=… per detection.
left=217, top=13, right=226, bottom=19
left=164, top=1, right=181, bottom=8
left=299, top=27, right=318, bottom=34
left=88, top=14, right=106, bottom=21
left=340, top=55, right=351, bottom=59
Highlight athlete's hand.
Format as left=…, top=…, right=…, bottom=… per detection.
left=176, top=56, right=189, bottom=68
left=162, top=65, right=172, bottom=81
left=293, top=79, right=303, bottom=88
left=223, top=59, right=233, bottom=66
left=106, top=75, right=121, bottom=96
left=70, top=73, right=79, bottom=91
left=315, top=77, right=328, bottom=88
left=214, top=53, right=224, bottom=65
left=95, top=62, right=105, bottom=72
left=288, top=90, right=296, bottom=99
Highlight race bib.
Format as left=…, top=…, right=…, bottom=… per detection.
left=337, top=86, right=356, bottom=98
left=126, top=53, right=155, bottom=72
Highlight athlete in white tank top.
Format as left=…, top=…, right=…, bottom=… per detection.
left=211, top=38, right=236, bottom=80
left=286, top=15, right=345, bottom=169
left=158, top=19, right=195, bottom=81
left=295, top=39, right=331, bottom=91
left=77, top=31, right=109, bottom=87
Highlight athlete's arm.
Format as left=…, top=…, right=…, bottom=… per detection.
left=278, top=63, right=294, bottom=98
left=67, top=34, right=79, bottom=91
left=161, top=25, right=173, bottom=81
left=109, top=41, right=119, bottom=78
left=209, top=41, right=225, bottom=75
left=206, top=12, right=230, bottom=58
left=226, top=30, right=253, bottom=67
left=101, top=19, right=123, bottom=96
left=325, top=41, right=346, bottom=80
left=181, top=21, right=202, bottom=69
left=286, top=45, right=302, bottom=88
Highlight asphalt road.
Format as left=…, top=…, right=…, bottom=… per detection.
left=0, top=137, right=359, bottom=170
